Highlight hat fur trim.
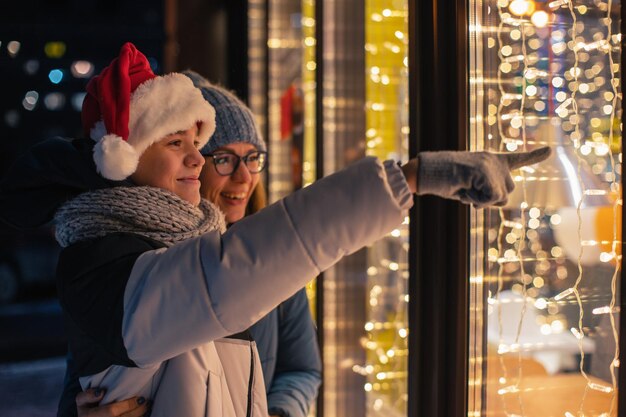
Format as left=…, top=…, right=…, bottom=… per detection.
left=128, top=73, right=215, bottom=156
left=90, top=73, right=215, bottom=180
left=93, top=134, right=139, bottom=181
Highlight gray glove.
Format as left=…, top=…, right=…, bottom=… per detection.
left=416, top=147, right=551, bottom=208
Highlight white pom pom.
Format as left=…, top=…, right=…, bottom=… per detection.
left=93, top=135, right=139, bottom=180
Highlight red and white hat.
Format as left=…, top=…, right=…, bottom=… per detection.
left=82, top=42, right=216, bottom=180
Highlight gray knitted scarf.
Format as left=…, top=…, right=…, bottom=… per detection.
left=55, top=186, right=226, bottom=248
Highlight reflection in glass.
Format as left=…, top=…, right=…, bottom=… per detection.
left=469, top=0, right=622, bottom=416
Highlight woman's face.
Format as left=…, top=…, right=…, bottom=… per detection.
left=199, top=142, right=260, bottom=224
left=131, top=125, right=205, bottom=206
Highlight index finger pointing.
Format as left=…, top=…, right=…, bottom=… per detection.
left=505, top=146, right=551, bottom=170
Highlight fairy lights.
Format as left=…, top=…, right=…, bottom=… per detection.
left=358, top=0, right=409, bottom=414
left=469, top=0, right=621, bottom=415
left=302, top=0, right=316, bottom=189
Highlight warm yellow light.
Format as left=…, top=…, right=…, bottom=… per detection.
left=548, top=0, right=569, bottom=9
left=600, top=252, right=614, bottom=262
left=570, top=327, right=584, bottom=340
left=540, top=323, right=552, bottom=335
left=554, top=287, right=575, bottom=301
left=588, top=382, right=613, bottom=393
left=509, top=0, right=534, bottom=15
left=530, top=10, right=549, bottom=28
left=44, top=41, right=67, bottom=59
left=534, top=298, right=548, bottom=309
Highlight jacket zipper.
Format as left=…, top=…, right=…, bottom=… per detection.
left=246, top=342, right=254, bottom=417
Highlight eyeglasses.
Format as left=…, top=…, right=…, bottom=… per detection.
left=205, top=150, right=268, bottom=176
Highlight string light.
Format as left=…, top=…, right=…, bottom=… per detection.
left=470, top=0, right=621, bottom=415
left=358, top=0, right=409, bottom=413
left=302, top=0, right=316, bottom=188
left=530, top=11, right=549, bottom=28
left=548, top=0, right=570, bottom=10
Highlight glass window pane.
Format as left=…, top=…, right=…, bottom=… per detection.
left=469, top=1, right=622, bottom=416
left=267, top=0, right=306, bottom=201
left=362, top=0, right=410, bottom=415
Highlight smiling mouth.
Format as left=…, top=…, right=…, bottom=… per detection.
left=221, top=192, right=247, bottom=200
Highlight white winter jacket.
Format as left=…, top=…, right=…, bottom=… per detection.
left=56, top=157, right=413, bottom=417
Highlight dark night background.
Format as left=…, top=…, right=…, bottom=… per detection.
left=0, top=1, right=247, bottom=415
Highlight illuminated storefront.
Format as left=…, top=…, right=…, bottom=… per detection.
left=468, top=0, right=623, bottom=415
left=249, top=0, right=624, bottom=416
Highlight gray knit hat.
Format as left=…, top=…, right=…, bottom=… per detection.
left=182, top=70, right=266, bottom=155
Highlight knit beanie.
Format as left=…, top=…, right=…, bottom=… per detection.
left=182, top=70, right=266, bottom=155
left=82, top=43, right=216, bottom=180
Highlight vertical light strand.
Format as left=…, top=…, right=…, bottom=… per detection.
left=301, top=0, right=318, bottom=334
left=493, top=5, right=515, bottom=415
left=495, top=5, right=531, bottom=415
left=496, top=6, right=510, bottom=152
left=495, top=210, right=514, bottom=414
left=562, top=3, right=597, bottom=414
left=361, top=1, right=409, bottom=414
left=542, top=1, right=598, bottom=413
left=495, top=3, right=517, bottom=414
left=603, top=0, right=622, bottom=413
left=511, top=23, right=530, bottom=417
left=302, top=0, right=317, bottom=189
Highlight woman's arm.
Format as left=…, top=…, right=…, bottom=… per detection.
left=266, top=289, right=321, bottom=417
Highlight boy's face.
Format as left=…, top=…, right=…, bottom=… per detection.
left=130, top=125, right=205, bottom=206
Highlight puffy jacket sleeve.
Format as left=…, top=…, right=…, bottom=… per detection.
left=123, top=157, right=412, bottom=366
left=267, top=289, right=321, bottom=417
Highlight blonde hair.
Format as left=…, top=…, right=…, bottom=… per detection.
left=245, top=180, right=267, bottom=216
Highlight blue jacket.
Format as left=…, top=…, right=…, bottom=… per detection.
left=250, top=288, right=321, bottom=417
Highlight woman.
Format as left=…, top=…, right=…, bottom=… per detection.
left=0, top=43, right=548, bottom=417
left=62, top=72, right=322, bottom=417
left=192, top=72, right=322, bottom=417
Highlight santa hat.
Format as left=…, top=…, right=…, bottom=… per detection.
left=82, top=42, right=216, bottom=180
